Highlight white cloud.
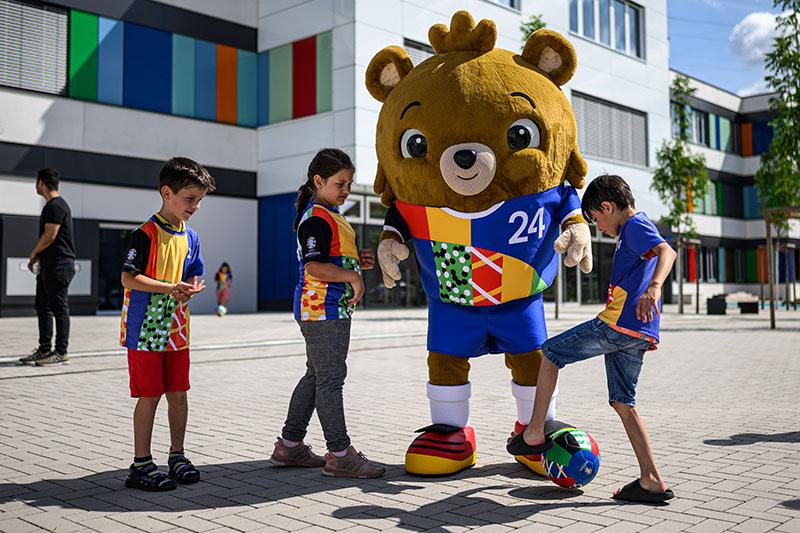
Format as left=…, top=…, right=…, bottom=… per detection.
left=729, top=11, right=777, bottom=68
left=737, top=78, right=769, bottom=96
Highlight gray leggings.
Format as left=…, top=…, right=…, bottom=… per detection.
left=282, top=318, right=351, bottom=452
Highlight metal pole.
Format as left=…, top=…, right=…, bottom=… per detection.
left=677, top=242, right=684, bottom=314
left=695, top=244, right=700, bottom=314
left=786, top=245, right=791, bottom=311
left=766, top=216, right=775, bottom=329
left=760, top=247, right=764, bottom=309
left=554, top=257, right=560, bottom=320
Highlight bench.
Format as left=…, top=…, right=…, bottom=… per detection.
left=707, top=292, right=759, bottom=315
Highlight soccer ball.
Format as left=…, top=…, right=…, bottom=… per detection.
left=215, top=305, right=227, bottom=316
left=541, top=427, right=600, bottom=488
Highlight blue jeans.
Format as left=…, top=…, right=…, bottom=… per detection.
left=541, top=318, right=651, bottom=406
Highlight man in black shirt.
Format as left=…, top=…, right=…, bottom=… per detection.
left=19, top=169, right=76, bottom=366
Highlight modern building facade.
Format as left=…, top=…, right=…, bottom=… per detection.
left=1, top=0, right=795, bottom=316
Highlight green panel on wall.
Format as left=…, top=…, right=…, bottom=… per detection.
left=172, top=34, right=195, bottom=117
left=268, top=44, right=292, bottom=123
left=716, top=182, right=723, bottom=216
left=316, top=31, right=332, bottom=113
left=704, top=186, right=713, bottom=215
left=745, top=249, right=757, bottom=283
left=709, top=113, right=717, bottom=150
left=719, top=117, right=731, bottom=152
left=69, top=10, right=98, bottom=100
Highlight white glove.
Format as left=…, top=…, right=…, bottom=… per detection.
left=377, top=238, right=409, bottom=288
left=554, top=223, right=593, bottom=274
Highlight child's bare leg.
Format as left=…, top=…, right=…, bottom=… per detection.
left=133, top=396, right=160, bottom=457
left=521, top=358, right=560, bottom=445
left=165, top=391, right=188, bottom=452
left=611, top=402, right=666, bottom=494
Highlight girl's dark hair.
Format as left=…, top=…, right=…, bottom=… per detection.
left=293, top=148, right=354, bottom=230
left=219, top=262, right=230, bottom=272
left=215, top=262, right=230, bottom=281
left=581, top=174, right=636, bottom=221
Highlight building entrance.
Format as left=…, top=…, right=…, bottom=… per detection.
left=97, top=225, right=135, bottom=311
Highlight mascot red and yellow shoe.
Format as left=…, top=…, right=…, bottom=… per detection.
left=405, top=424, right=476, bottom=476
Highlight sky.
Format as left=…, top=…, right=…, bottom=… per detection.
left=667, top=0, right=783, bottom=96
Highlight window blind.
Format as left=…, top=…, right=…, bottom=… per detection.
left=572, top=91, right=648, bottom=166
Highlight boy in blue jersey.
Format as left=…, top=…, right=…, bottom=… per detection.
left=507, top=174, right=677, bottom=504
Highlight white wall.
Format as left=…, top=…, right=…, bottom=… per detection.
left=0, top=87, right=257, bottom=172
left=0, top=175, right=259, bottom=313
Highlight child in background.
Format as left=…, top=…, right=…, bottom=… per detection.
left=120, top=157, right=215, bottom=491
left=215, top=262, right=232, bottom=310
left=507, top=174, right=677, bottom=503
left=269, top=148, right=384, bottom=478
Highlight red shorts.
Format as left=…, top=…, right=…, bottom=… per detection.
left=127, top=348, right=190, bottom=397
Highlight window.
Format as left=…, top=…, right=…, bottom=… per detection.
left=733, top=249, right=745, bottom=282
left=0, top=0, right=68, bottom=95
left=403, top=38, right=434, bottom=66
left=693, top=109, right=709, bottom=146
left=490, top=0, right=520, bottom=9
left=573, top=91, right=648, bottom=166
left=570, top=0, right=644, bottom=59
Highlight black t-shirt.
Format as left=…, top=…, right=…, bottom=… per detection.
left=297, top=217, right=332, bottom=265
left=39, top=196, right=76, bottom=263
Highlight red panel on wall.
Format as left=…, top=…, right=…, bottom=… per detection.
left=216, top=44, right=238, bottom=124
left=688, top=248, right=696, bottom=282
left=741, top=122, right=753, bottom=156
left=292, top=36, right=316, bottom=119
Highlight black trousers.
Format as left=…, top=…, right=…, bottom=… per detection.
left=35, top=261, right=75, bottom=354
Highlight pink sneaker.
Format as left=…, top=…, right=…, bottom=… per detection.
left=269, top=438, right=326, bottom=468
left=323, top=446, right=384, bottom=478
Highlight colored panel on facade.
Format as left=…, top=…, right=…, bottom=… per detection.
left=269, top=44, right=292, bottom=123
left=171, top=34, right=195, bottom=117
left=237, top=50, right=257, bottom=126
left=687, top=248, right=696, bottom=282
left=257, top=51, right=269, bottom=126
left=709, top=113, right=717, bottom=150
left=123, top=23, right=171, bottom=113
left=97, top=17, right=123, bottom=105
left=751, top=120, right=773, bottom=155
left=715, top=182, right=723, bottom=216
left=745, top=249, right=757, bottom=283
left=714, top=115, right=721, bottom=150
left=703, top=187, right=713, bottom=215
left=216, top=44, right=237, bottom=124
left=259, top=194, right=298, bottom=302
left=194, top=39, right=216, bottom=120
left=719, top=117, right=731, bottom=152
left=316, top=31, right=332, bottom=113
left=68, top=10, right=98, bottom=100
left=741, top=122, right=753, bottom=156
left=292, top=36, right=316, bottom=119
left=718, top=247, right=726, bottom=283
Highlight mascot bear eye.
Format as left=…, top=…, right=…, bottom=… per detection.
left=507, top=119, right=541, bottom=151
left=400, top=129, right=428, bottom=158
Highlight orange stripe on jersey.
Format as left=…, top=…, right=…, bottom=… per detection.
left=141, top=220, right=160, bottom=280
left=313, top=206, right=341, bottom=257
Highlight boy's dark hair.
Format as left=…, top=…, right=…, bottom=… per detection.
left=37, top=168, right=60, bottom=191
left=159, top=157, right=216, bottom=194
left=581, top=174, right=636, bottom=221
left=293, top=148, right=354, bottom=231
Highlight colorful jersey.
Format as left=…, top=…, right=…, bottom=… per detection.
left=384, top=184, right=582, bottom=306
left=120, top=213, right=204, bottom=351
left=293, top=202, right=360, bottom=321
left=215, top=271, right=231, bottom=291
left=597, top=212, right=666, bottom=343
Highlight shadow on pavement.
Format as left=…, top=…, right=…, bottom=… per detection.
left=703, top=431, right=800, bottom=446
left=781, top=499, right=800, bottom=510
left=0, top=462, right=619, bottom=524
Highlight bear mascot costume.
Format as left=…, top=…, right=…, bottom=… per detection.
left=365, top=11, right=593, bottom=476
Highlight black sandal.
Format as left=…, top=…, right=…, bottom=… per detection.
left=506, top=432, right=554, bottom=455
left=168, top=454, right=201, bottom=484
left=125, top=462, right=177, bottom=491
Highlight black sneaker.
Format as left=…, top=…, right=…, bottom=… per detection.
left=125, top=462, right=177, bottom=491
left=19, top=348, right=51, bottom=365
left=168, top=453, right=200, bottom=484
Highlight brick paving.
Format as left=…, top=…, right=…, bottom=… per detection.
left=0, top=304, right=799, bottom=532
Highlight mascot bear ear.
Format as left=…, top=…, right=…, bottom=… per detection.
left=521, top=29, right=577, bottom=87
left=366, top=46, right=414, bottom=102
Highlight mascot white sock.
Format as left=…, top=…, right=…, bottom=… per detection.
left=428, top=382, right=471, bottom=428
left=511, top=380, right=559, bottom=424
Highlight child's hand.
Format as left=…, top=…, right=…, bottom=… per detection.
left=359, top=248, right=375, bottom=270
left=172, top=277, right=206, bottom=301
left=636, top=284, right=661, bottom=323
left=347, top=274, right=365, bottom=307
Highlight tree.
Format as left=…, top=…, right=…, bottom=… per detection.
left=519, top=14, right=546, bottom=48
left=755, top=2, right=800, bottom=234
left=651, top=74, right=709, bottom=313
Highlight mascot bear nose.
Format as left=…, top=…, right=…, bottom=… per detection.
left=454, top=150, right=477, bottom=169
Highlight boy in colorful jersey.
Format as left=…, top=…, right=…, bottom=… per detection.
left=120, top=157, right=215, bottom=491
left=508, top=174, right=677, bottom=504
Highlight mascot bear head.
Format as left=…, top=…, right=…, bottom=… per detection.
left=366, top=10, right=587, bottom=212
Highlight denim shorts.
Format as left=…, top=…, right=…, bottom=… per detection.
left=541, top=318, right=651, bottom=406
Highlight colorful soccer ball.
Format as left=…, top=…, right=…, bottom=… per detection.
left=540, top=427, right=600, bottom=488
left=215, top=305, right=227, bottom=316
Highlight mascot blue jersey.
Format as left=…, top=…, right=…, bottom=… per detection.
left=384, top=184, right=582, bottom=306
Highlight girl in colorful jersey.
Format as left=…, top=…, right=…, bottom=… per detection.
left=214, top=262, right=232, bottom=308
left=269, top=148, right=384, bottom=478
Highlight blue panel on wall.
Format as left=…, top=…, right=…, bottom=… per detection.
left=194, top=39, right=216, bottom=120
left=752, top=120, right=773, bottom=155
left=123, top=23, right=171, bottom=113
left=714, top=115, right=721, bottom=150
left=259, top=193, right=298, bottom=302
left=257, top=51, right=269, bottom=126
left=237, top=50, right=257, bottom=127
left=718, top=247, right=726, bottom=283
left=172, top=34, right=195, bottom=117
left=97, top=17, right=124, bottom=105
